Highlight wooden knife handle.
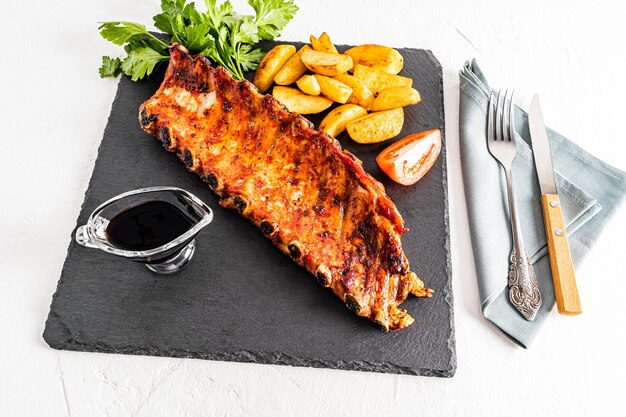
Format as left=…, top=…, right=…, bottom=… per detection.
left=541, top=194, right=582, bottom=315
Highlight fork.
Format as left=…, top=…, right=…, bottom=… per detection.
left=487, top=90, right=542, bottom=321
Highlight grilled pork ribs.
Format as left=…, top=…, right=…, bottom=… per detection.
left=139, top=44, right=432, bottom=330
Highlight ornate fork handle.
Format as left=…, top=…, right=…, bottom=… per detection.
left=508, top=248, right=542, bottom=320
left=503, top=167, right=542, bottom=321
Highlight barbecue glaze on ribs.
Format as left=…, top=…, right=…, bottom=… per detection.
left=139, top=44, right=432, bottom=331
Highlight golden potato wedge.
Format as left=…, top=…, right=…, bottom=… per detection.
left=310, top=32, right=338, bottom=54
left=253, top=44, right=297, bottom=93
left=296, top=74, right=321, bottom=95
left=301, top=49, right=353, bottom=76
left=353, top=64, right=412, bottom=95
left=272, top=86, right=333, bottom=114
left=273, top=45, right=311, bottom=86
left=319, top=104, right=368, bottom=137
left=333, top=74, right=375, bottom=110
left=346, top=108, right=404, bottom=144
left=315, top=75, right=353, bottom=104
left=372, top=86, right=421, bottom=111
left=345, top=44, right=404, bottom=74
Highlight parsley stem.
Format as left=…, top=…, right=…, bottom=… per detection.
left=145, top=32, right=169, bottom=49
left=237, top=52, right=244, bottom=78
left=225, top=46, right=242, bottom=79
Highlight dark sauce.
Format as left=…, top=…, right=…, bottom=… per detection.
left=105, top=201, right=195, bottom=251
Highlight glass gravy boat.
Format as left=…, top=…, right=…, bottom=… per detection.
left=75, top=187, right=213, bottom=274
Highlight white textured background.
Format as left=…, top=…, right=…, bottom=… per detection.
left=1, top=0, right=625, bottom=415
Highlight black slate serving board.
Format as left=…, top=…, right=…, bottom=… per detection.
left=44, top=42, right=455, bottom=377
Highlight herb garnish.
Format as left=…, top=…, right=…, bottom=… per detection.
left=99, top=0, right=298, bottom=81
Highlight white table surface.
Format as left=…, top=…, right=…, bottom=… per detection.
left=2, top=0, right=625, bottom=415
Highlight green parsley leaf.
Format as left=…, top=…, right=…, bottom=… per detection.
left=99, top=56, right=123, bottom=78
left=236, top=45, right=265, bottom=72
left=183, top=3, right=204, bottom=24
left=249, top=0, right=299, bottom=40
left=153, top=13, right=174, bottom=35
left=153, top=0, right=188, bottom=34
left=99, top=21, right=169, bottom=50
left=230, top=16, right=260, bottom=46
left=172, top=23, right=216, bottom=54
left=204, top=0, right=234, bottom=31
left=121, top=47, right=169, bottom=81
left=98, top=22, right=151, bottom=45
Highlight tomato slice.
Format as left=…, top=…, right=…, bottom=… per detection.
left=376, top=129, right=442, bottom=185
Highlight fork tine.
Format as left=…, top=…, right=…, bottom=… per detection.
left=488, top=91, right=496, bottom=142
left=502, top=90, right=511, bottom=142
left=495, top=90, right=504, bottom=141
left=508, top=90, right=516, bottom=142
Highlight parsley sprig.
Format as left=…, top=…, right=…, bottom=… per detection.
left=99, top=0, right=298, bottom=81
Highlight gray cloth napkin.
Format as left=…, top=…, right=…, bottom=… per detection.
left=459, top=60, right=626, bottom=347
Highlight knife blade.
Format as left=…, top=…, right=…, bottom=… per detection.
left=528, top=95, right=582, bottom=315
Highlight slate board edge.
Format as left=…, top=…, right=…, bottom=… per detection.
left=44, top=332, right=452, bottom=377
left=43, top=45, right=455, bottom=378
left=42, top=76, right=127, bottom=351
left=430, top=47, right=457, bottom=376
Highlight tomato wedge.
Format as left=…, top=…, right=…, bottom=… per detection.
left=376, top=129, right=442, bottom=185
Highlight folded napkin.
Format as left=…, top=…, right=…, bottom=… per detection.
left=459, top=60, right=626, bottom=347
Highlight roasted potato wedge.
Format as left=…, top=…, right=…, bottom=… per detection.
left=353, top=64, right=412, bottom=95
left=319, top=104, right=368, bottom=137
left=272, top=86, right=333, bottom=114
left=310, top=32, right=338, bottom=54
left=301, top=49, right=353, bottom=76
left=273, top=45, right=311, bottom=86
left=296, top=74, right=321, bottom=95
left=372, top=86, right=421, bottom=111
left=346, top=108, right=404, bottom=144
left=333, top=74, right=375, bottom=110
left=315, top=75, right=352, bottom=104
left=345, top=44, right=404, bottom=74
left=253, top=45, right=297, bottom=93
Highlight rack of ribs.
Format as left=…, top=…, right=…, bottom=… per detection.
left=139, top=43, right=432, bottom=331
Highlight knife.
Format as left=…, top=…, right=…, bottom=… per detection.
left=528, top=95, right=582, bottom=315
